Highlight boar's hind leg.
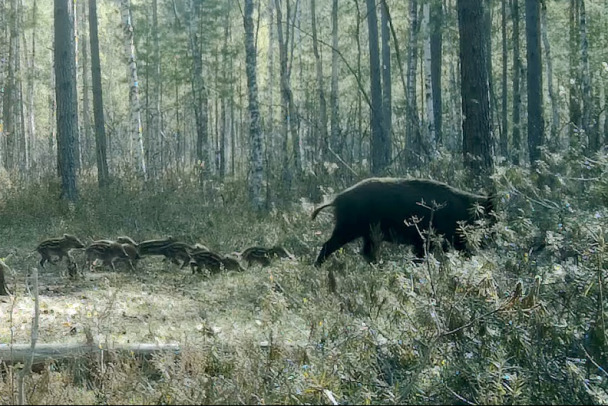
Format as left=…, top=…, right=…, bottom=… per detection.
left=361, top=235, right=378, bottom=263
left=315, top=229, right=360, bottom=267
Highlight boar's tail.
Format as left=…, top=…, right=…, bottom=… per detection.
left=311, top=202, right=334, bottom=220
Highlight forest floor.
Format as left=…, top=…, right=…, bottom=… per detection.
left=0, top=252, right=310, bottom=350
left=0, top=174, right=606, bottom=404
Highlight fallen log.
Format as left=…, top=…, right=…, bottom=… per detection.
left=0, top=342, right=180, bottom=365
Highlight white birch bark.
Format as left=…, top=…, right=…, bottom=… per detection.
left=121, top=0, right=146, bottom=177
left=311, top=0, right=328, bottom=162
left=0, top=0, right=5, bottom=167
left=330, top=0, right=340, bottom=155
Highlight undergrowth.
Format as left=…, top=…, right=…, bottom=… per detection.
left=1, top=154, right=608, bottom=404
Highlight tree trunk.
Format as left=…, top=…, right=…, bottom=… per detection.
left=430, top=0, right=442, bottom=146
left=3, top=0, right=17, bottom=171
left=484, top=0, right=496, bottom=139
left=121, top=0, right=146, bottom=178
left=330, top=0, right=341, bottom=157
left=289, top=0, right=301, bottom=176
left=230, top=34, right=236, bottom=177
left=354, top=0, right=363, bottom=167
left=72, top=0, right=81, bottom=172
left=500, top=0, right=508, bottom=157
left=267, top=0, right=275, bottom=156
left=512, top=0, right=522, bottom=165
left=275, top=0, right=293, bottom=187
left=89, top=0, right=109, bottom=187
left=80, top=0, right=91, bottom=169
left=0, top=0, right=5, bottom=168
left=540, top=0, right=559, bottom=150
left=525, top=0, right=544, bottom=165
left=54, top=0, right=79, bottom=201
left=422, top=2, right=435, bottom=154
left=310, top=0, right=329, bottom=162
left=244, top=0, right=265, bottom=211
left=406, top=0, right=421, bottom=166
left=579, top=0, right=594, bottom=151
left=16, top=0, right=24, bottom=174
left=188, top=0, right=209, bottom=178
left=23, top=0, right=37, bottom=174
left=48, top=47, right=57, bottom=174
left=381, top=0, right=392, bottom=164
left=569, top=0, right=581, bottom=133
left=220, top=15, right=229, bottom=180
left=457, top=0, right=493, bottom=181
left=367, top=0, right=388, bottom=175
left=149, top=0, right=161, bottom=179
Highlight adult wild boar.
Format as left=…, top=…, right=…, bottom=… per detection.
left=312, top=178, right=494, bottom=266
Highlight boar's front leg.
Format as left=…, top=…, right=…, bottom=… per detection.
left=314, top=227, right=360, bottom=267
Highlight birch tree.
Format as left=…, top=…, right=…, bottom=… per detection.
left=149, top=0, right=162, bottom=178
left=330, top=0, right=341, bottom=156
left=121, top=0, right=146, bottom=177
left=310, top=0, right=329, bottom=162
left=3, top=0, right=17, bottom=170
left=0, top=0, right=5, bottom=167
left=23, top=0, right=37, bottom=172
left=381, top=0, right=392, bottom=161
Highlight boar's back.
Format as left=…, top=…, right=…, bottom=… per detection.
left=331, top=178, right=489, bottom=237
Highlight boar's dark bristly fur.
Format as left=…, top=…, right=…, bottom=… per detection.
left=312, top=178, right=494, bottom=267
